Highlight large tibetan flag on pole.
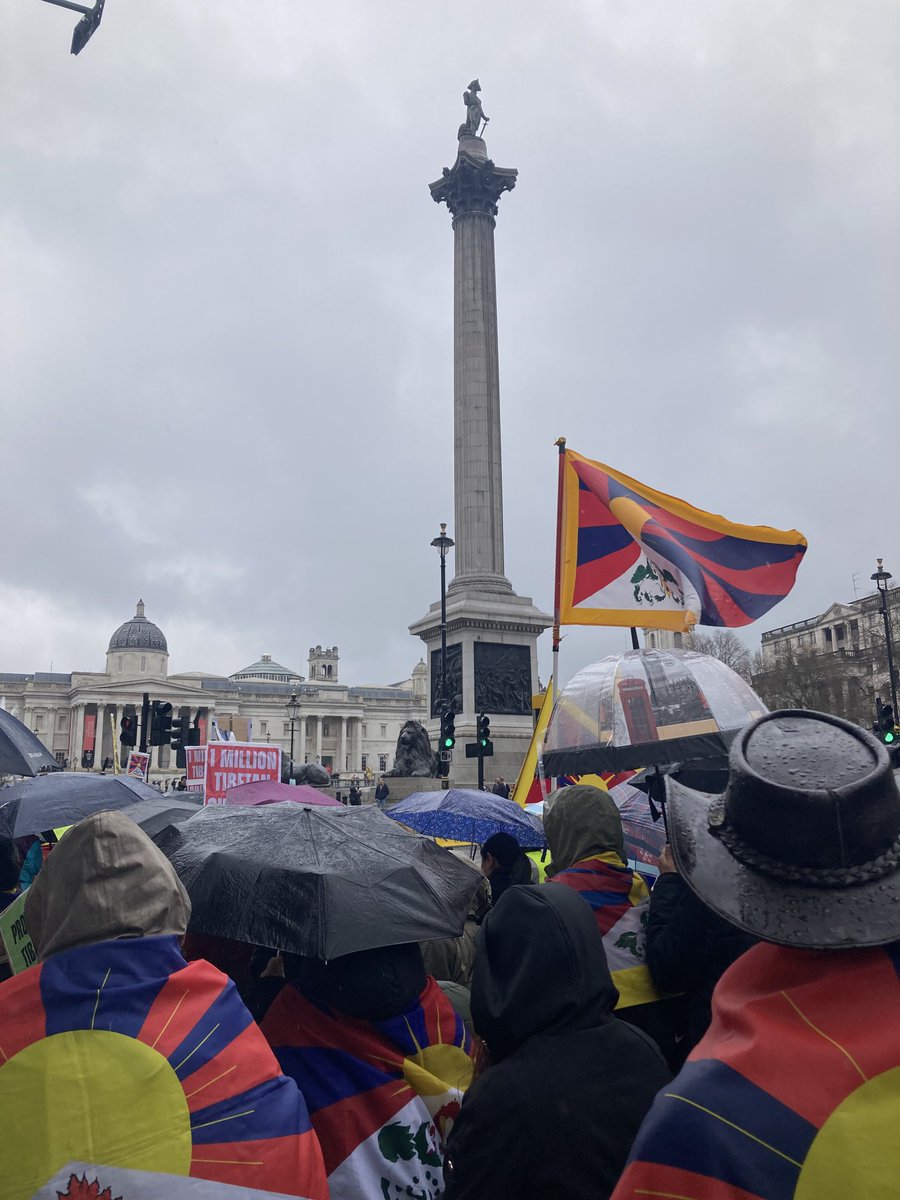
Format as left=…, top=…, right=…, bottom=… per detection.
left=554, top=443, right=807, bottom=633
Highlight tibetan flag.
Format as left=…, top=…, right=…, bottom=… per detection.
left=611, top=941, right=900, bottom=1200
left=263, top=976, right=474, bottom=1200
left=556, top=447, right=807, bottom=631
left=0, top=934, right=328, bottom=1200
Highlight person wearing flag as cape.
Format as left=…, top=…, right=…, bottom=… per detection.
left=612, top=709, right=900, bottom=1200
left=262, top=940, right=475, bottom=1200
left=0, top=811, right=328, bottom=1200
left=543, top=784, right=684, bottom=1069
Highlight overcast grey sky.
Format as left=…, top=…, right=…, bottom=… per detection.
left=2, top=1, right=898, bottom=688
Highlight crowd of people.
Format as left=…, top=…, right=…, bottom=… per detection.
left=1, top=707, right=898, bottom=1199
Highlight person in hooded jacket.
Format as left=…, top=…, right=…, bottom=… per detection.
left=0, top=810, right=328, bottom=1200
left=543, top=784, right=685, bottom=1068
left=443, top=885, right=671, bottom=1200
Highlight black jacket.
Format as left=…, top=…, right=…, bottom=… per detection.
left=645, top=872, right=756, bottom=1058
left=444, top=885, right=671, bottom=1200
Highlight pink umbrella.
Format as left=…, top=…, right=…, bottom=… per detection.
left=224, top=780, right=341, bottom=807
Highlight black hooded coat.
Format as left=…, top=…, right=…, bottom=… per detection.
left=443, top=885, right=671, bottom=1200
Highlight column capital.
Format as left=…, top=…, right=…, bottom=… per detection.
left=430, top=140, right=517, bottom=220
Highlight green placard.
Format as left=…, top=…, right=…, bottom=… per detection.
left=0, top=889, right=37, bottom=974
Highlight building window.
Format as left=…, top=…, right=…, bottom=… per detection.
left=380, top=725, right=387, bottom=739
left=58, top=713, right=67, bottom=730
left=361, top=754, right=368, bottom=771
left=673, top=633, right=683, bottom=648
left=379, top=753, right=389, bottom=773
left=259, top=721, right=268, bottom=736
left=55, top=751, right=67, bottom=765
left=361, top=724, right=367, bottom=738
left=283, top=722, right=290, bottom=736
left=34, top=714, right=44, bottom=732
left=345, top=755, right=350, bottom=770
left=323, top=722, right=331, bottom=737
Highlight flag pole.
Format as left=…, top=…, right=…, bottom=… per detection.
left=552, top=437, right=567, bottom=693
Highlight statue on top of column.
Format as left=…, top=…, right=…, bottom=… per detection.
left=459, top=79, right=489, bottom=140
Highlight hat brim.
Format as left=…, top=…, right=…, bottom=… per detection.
left=666, top=778, right=900, bottom=950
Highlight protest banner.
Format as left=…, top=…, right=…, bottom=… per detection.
left=185, top=745, right=207, bottom=797
left=204, top=742, right=282, bottom=805
left=0, top=889, right=37, bottom=974
left=125, top=750, right=151, bottom=782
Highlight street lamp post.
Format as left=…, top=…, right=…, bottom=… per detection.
left=431, top=523, right=455, bottom=716
left=285, top=692, right=301, bottom=768
left=871, top=559, right=898, bottom=721
left=431, top=524, right=455, bottom=791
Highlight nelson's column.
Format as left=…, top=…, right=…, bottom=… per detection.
left=410, top=82, right=551, bottom=786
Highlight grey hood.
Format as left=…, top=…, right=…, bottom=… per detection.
left=25, top=809, right=191, bottom=961
left=543, top=784, right=626, bottom=876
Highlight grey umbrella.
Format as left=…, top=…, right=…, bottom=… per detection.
left=154, top=802, right=481, bottom=958
left=0, top=708, right=62, bottom=777
left=0, top=771, right=161, bottom=839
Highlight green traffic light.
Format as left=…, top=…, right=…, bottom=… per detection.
left=886, top=731, right=896, bottom=744
left=443, top=736, right=455, bottom=748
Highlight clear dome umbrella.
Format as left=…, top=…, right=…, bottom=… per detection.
left=542, top=649, right=767, bottom=775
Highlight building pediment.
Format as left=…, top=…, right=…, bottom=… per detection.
left=820, top=602, right=857, bottom=622
left=70, top=677, right=212, bottom=702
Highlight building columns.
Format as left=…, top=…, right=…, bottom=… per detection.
left=299, top=715, right=307, bottom=763
left=315, top=716, right=323, bottom=762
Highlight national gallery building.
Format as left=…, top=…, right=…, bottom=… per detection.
left=0, top=601, right=428, bottom=779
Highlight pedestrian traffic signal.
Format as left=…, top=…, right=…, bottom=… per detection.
left=150, top=701, right=173, bottom=746
left=440, top=709, right=456, bottom=750
left=477, top=713, right=491, bottom=747
left=119, top=712, right=137, bottom=747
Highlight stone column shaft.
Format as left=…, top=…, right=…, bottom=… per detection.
left=453, top=210, right=505, bottom=584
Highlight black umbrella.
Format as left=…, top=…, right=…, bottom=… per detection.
left=154, top=802, right=481, bottom=959
left=119, top=795, right=203, bottom=839
left=0, top=708, right=62, bottom=778
left=0, top=772, right=161, bottom=839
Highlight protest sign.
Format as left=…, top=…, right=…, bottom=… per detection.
left=125, top=750, right=151, bottom=781
left=0, top=889, right=37, bottom=973
left=185, top=745, right=207, bottom=797
left=205, top=742, right=282, bottom=805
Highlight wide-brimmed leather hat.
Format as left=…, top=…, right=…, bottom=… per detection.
left=666, top=709, right=900, bottom=949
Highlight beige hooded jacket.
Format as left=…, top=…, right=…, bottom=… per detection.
left=24, top=809, right=191, bottom=961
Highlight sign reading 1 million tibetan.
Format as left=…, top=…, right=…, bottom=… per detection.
left=205, top=742, right=282, bottom=805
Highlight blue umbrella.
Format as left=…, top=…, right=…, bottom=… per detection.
left=387, top=788, right=547, bottom=850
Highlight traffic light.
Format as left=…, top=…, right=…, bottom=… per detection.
left=119, top=712, right=137, bottom=747
left=171, top=712, right=186, bottom=768
left=150, top=701, right=173, bottom=746
left=876, top=702, right=896, bottom=745
left=440, top=708, right=456, bottom=750
left=170, top=714, right=185, bottom=752
left=70, top=0, right=105, bottom=56
left=477, top=713, right=491, bottom=748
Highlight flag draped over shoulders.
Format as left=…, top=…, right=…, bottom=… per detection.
left=557, top=448, right=807, bottom=631
left=263, top=975, right=474, bottom=1200
left=0, top=934, right=327, bottom=1200
left=612, top=941, right=900, bottom=1200
left=548, top=853, right=661, bottom=1010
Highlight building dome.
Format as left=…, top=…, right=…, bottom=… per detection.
left=107, top=599, right=168, bottom=653
left=231, top=654, right=303, bottom=684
